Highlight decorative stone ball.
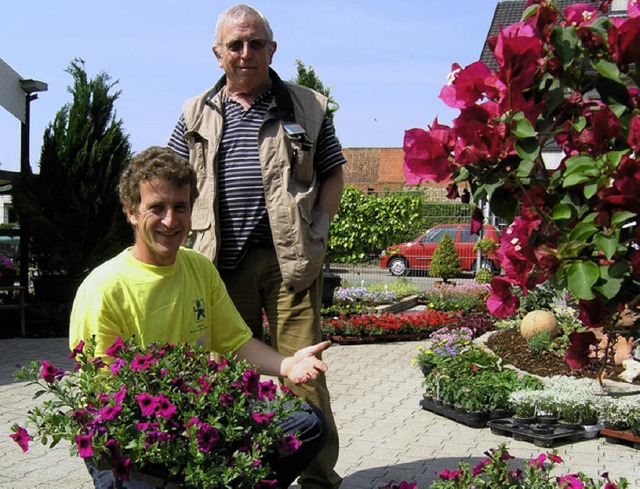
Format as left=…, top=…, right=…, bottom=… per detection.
left=520, top=310, right=558, bottom=340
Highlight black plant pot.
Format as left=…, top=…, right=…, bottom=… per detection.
left=322, top=273, right=342, bottom=308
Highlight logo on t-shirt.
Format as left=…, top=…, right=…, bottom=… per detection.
left=192, top=299, right=206, bottom=322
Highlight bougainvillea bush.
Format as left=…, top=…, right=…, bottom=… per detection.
left=10, top=337, right=303, bottom=488
left=404, top=0, right=640, bottom=369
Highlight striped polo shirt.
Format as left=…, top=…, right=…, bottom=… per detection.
left=168, top=89, right=345, bottom=269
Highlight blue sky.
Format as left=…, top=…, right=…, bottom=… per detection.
left=0, top=1, right=496, bottom=173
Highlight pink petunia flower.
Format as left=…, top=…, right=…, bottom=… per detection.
left=74, top=432, right=94, bottom=458
left=9, top=426, right=31, bottom=452
left=40, top=360, right=65, bottom=384
left=135, top=392, right=159, bottom=417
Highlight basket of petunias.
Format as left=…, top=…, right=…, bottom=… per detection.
left=10, top=337, right=303, bottom=488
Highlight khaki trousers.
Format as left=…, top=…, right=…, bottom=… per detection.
left=219, top=246, right=342, bottom=488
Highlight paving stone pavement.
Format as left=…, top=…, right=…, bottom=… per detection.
left=1, top=338, right=639, bottom=488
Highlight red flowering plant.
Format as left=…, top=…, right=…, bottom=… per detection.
left=322, top=309, right=458, bottom=339
left=9, top=337, right=303, bottom=488
left=404, top=0, right=640, bottom=374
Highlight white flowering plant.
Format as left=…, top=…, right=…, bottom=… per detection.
left=10, top=337, right=303, bottom=488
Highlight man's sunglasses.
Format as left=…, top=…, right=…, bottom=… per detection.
left=224, top=38, right=271, bottom=53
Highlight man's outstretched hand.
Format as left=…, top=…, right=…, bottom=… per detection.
left=283, top=341, right=331, bottom=385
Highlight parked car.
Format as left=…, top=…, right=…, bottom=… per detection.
left=379, top=224, right=501, bottom=277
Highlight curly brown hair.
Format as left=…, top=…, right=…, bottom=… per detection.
left=119, top=146, right=198, bottom=212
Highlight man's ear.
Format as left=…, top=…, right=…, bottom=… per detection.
left=212, top=45, right=223, bottom=64
left=124, top=205, right=137, bottom=226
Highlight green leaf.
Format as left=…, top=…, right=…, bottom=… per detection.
left=611, top=211, right=637, bottom=227
left=569, top=222, right=598, bottom=242
left=566, top=261, right=599, bottom=300
left=552, top=203, right=573, bottom=221
left=515, top=139, right=540, bottom=162
left=593, top=233, right=618, bottom=260
left=593, top=58, right=622, bottom=83
left=515, top=159, right=536, bottom=178
left=512, top=115, right=537, bottom=138
left=563, top=173, right=593, bottom=187
left=551, top=26, right=579, bottom=67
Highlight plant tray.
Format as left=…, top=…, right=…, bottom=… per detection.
left=487, top=418, right=586, bottom=448
left=601, top=428, right=640, bottom=449
left=329, top=333, right=428, bottom=345
left=420, top=396, right=489, bottom=429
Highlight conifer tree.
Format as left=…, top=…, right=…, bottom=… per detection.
left=429, top=233, right=461, bottom=283
left=12, top=58, right=132, bottom=278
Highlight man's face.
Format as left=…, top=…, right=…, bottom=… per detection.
left=213, top=17, right=276, bottom=93
left=125, top=178, right=191, bottom=266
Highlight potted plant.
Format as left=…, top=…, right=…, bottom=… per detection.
left=12, top=59, right=132, bottom=312
left=428, top=233, right=461, bottom=284
left=0, top=253, right=17, bottom=286
left=10, top=337, right=303, bottom=487
left=508, top=390, right=539, bottom=423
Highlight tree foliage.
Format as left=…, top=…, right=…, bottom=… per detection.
left=290, top=59, right=339, bottom=124
left=12, top=58, right=132, bottom=278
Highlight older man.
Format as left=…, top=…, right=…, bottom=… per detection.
left=168, top=5, right=344, bottom=488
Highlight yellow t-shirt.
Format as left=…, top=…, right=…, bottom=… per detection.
left=69, top=247, right=252, bottom=358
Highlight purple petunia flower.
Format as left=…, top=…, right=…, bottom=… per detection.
left=131, top=353, right=156, bottom=371
left=40, top=361, right=65, bottom=384
left=155, top=393, right=176, bottom=419
left=105, top=337, right=126, bottom=357
left=110, top=358, right=126, bottom=376
left=195, top=424, right=220, bottom=453
left=75, top=432, right=94, bottom=458
left=251, top=412, right=276, bottom=424
left=99, top=404, right=122, bottom=422
left=9, top=426, right=31, bottom=452
left=135, top=392, right=158, bottom=417
left=278, top=433, right=301, bottom=453
left=68, top=340, right=85, bottom=359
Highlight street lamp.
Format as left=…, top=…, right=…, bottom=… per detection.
left=18, top=78, right=47, bottom=294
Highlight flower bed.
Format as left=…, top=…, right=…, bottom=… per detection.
left=322, top=309, right=458, bottom=343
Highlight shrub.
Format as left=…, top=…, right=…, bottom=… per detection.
left=428, top=234, right=461, bottom=282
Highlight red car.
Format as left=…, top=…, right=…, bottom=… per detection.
left=379, top=224, right=501, bottom=277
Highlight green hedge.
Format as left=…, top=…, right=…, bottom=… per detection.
left=327, top=187, right=474, bottom=264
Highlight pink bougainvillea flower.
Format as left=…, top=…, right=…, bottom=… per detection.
left=403, top=126, right=455, bottom=184
left=155, top=393, right=176, bottom=419
left=68, top=340, right=85, bottom=359
left=565, top=331, right=597, bottom=370
left=251, top=411, right=276, bottom=424
left=628, top=114, right=640, bottom=151
left=493, top=21, right=544, bottom=90
left=195, top=424, right=220, bottom=453
left=564, top=3, right=599, bottom=27
left=578, top=297, right=610, bottom=328
left=278, top=433, right=302, bottom=454
left=470, top=207, right=484, bottom=235
left=40, top=360, right=65, bottom=384
left=629, top=0, right=640, bottom=17
left=9, top=426, right=31, bottom=452
left=487, top=276, right=519, bottom=318
left=608, top=17, right=640, bottom=70
left=135, top=392, right=159, bottom=417
left=105, top=337, right=126, bottom=357
left=74, top=433, right=94, bottom=458
left=439, top=61, right=505, bottom=109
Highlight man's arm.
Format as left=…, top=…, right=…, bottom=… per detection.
left=234, top=338, right=331, bottom=385
left=319, top=165, right=344, bottom=220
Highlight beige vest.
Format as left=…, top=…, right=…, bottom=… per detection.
left=182, top=76, right=329, bottom=293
